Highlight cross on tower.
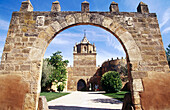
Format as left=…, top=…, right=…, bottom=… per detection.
left=84, top=29, right=86, bottom=37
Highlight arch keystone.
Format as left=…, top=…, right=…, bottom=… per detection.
left=82, top=13, right=91, bottom=23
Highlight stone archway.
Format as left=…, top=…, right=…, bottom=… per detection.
left=0, top=1, right=169, bottom=110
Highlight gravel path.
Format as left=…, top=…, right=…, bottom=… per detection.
left=48, top=91, right=123, bottom=110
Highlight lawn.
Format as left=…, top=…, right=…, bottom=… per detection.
left=102, top=91, right=129, bottom=102
left=40, top=92, right=70, bottom=102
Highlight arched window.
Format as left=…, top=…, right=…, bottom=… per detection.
left=84, top=46, right=86, bottom=51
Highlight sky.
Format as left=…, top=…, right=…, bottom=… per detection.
left=0, top=0, right=170, bottom=66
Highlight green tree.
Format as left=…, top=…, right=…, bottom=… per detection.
left=48, top=51, right=69, bottom=86
left=166, top=44, right=170, bottom=61
left=101, top=71, right=122, bottom=93
left=57, top=84, right=65, bottom=93
left=41, top=58, right=54, bottom=91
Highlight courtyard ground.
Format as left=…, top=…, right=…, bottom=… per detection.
left=48, top=91, right=122, bottom=110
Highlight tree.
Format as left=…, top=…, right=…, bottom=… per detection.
left=57, top=84, right=65, bottom=93
left=120, top=65, right=128, bottom=82
left=101, top=71, right=122, bottom=93
left=48, top=51, right=69, bottom=85
left=41, top=58, right=54, bottom=91
left=166, top=44, right=170, bottom=67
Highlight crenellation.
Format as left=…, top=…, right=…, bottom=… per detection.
left=137, top=2, right=149, bottom=14
left=110, top=1, right=119, bottom=12
left=51, top=1, right=61, bottom=12
left=81, top=1, right=89, bottom=12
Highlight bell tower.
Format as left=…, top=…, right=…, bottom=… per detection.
left=73, top=31, right=96, bottom=67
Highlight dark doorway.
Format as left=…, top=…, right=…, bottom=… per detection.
left=77, top=79, right=86, bottom=91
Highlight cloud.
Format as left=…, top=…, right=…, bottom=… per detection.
left=160, top=8, right=170, bottom=28
left=162, top=27, right=170, bottom=34
left=97, top=49, right=125, bottom=66
left=57, top=32, right=82, bottom=38
left=0, top=19, right=10, bottom=30
left=106, top=35, right=124, bottom=52
left=51, top=37, right=71, bottom=45
left=0, top=35, right=6, bottom=42
left=0, top=47, right=3, bottom=63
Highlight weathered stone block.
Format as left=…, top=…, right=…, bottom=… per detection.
left=74, top=13, right=83, bottom=23
left=132, top=79, right=143, bottom=92
left=22, top=48, right=30, bottom=53
left=131, top=71, right=148, bottom=79
left=38, top=96, right=49, bottom=110
left=65, top=14, right=76, bottom=25
left=82, top=13, right=91, bottom=23
left=21, top=65, right=30, bottom=71
left=24, top=93, right=37, bottom=110
left=4, top=45, right=11, bottom=52
left=50, top=21, right=62, bottom=33
left=102, top=17, right=113, bottom=28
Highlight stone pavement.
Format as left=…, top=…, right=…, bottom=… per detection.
left=48, top=91, right=122, bottom=110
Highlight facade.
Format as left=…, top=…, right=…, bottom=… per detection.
left=67, top=33, right=98, bottom=91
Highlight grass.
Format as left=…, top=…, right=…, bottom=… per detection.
left=40, top=92, right=70, bottom=102
left=102, top=91, right=129, bottom=102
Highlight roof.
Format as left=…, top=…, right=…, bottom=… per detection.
left=81, top=36, right=90, bottom=44
left=82, top=1, right=89, bottom=4
left=111, top=1, right=118, bottom=4
left=139, top=2, right=147, bottom=5
left=53, top=1, right=59, bottom=4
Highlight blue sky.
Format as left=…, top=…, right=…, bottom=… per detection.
left=0, top=0, right=170, bottom=66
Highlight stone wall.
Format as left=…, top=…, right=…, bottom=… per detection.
left=94, top=58, right=127, bottom=90
left=0, top=1, right=169, bottom=110
left=67, top=53, right=98, bottom=91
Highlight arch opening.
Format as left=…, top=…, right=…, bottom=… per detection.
left=40, top=18, right=143, bottom=110
left=42, top=24, right=132, bottom=94
left=77, top=79, right=86, bottom=91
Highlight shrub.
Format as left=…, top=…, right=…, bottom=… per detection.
left=57, top=84, right=65, bottom=92
left=101, top=71, right=122, bottom=93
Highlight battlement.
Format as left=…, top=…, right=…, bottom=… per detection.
left=102, top=57, right=126, bottom=68
left=19, top=0, right=150, bottom=14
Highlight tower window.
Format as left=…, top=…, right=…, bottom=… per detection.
left=84, top=47, right=86, bottom=51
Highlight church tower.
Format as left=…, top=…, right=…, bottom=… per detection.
left=67, top=31, right=98, bottom=91
left=73, top=32, right=96, bottom=67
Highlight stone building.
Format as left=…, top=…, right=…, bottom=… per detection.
left=93, top=58, right=128, bottom=90
left=66, top=32, right=128, bottom=91
left=67, top=33, right=98, bottom=91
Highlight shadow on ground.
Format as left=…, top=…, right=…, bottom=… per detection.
left=49, top=105, right=121, bottom=110
left=91, top=98, right=122, bottom=104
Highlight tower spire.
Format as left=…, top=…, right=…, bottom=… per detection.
left=84, top=29, right=86, bottom=37
left=81, top=30, right=89, bottom=44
